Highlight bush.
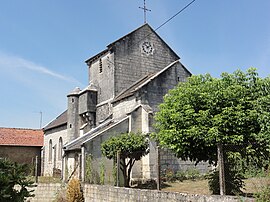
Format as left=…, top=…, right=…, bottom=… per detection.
left=207, top=168, right=244, bottom=195
left=255, top=184, right=270, bottom=202
left=66, top=178, right=84, bottom=202
left=0, top=158, right=35, bottom=202
left=161, top=167, right=176, bottom=182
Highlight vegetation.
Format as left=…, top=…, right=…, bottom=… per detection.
left=101, top=132, right=149, bottom=187
left=0, top=158, right=35, bottom=202
left=161, top=167, right=203, bottom=182
left=154, top=68, right=270, bottom=194
left=66, top=178, right=84, bottom=202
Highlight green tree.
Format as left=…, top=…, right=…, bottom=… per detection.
left=0, top=158, right=35, bottom=202
left=154, top=68, right=270, bottom=194
left=101, top=132, right=149, bottom=187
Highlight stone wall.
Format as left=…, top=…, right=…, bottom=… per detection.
left=28, top=183, right=254, bottom=202
left=27, top=183, right=62, bottom=202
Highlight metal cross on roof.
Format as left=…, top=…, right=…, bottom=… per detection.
left=139, top=0, right=151, bottom=24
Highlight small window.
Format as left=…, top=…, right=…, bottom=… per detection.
left=69, top=124, right=72, bottom=128
left=99, top=58, right=103, bottom=73
left=49, top=139, right=52, bottom=162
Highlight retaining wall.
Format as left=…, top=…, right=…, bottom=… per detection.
left=28, top=183, right=254, bottom=202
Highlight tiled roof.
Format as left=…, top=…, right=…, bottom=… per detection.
left=0, top=128, right=43, bottom=147
left=43, top=110, right=67, bottom=131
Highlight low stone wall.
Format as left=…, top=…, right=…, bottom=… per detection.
left=27, top=183, right=62, bottom=202
left=28, top=183, right=254, bottom=202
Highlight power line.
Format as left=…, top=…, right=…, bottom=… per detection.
left=154, top=0, right=196, bottom=32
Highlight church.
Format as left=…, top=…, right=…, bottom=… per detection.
left=42, top=23, right=197, bottom=184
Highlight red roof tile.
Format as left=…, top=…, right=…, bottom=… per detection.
left=0, top=128, right=43, bottom=147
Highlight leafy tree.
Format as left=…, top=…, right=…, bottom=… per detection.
left=0, top=158, right=35, bottom=201
left=154, top=68, right=270, bottom=194
left=101, top=132, right=149, bottom=187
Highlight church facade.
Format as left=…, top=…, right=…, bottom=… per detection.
left=42, top=24, right=195, bottom=183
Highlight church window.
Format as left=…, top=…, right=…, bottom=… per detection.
left=69, top=124, right=72, bottom=128
left=58, top=137, right=63, bottom=160
left=99, top=58, right=103, bottom=73
left=49, top=139, right=52, bottom=162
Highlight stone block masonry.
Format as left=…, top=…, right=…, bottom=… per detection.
left=28, top=183, right=254, bottom=202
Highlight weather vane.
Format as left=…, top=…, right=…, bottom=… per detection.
left=139, top=0, right=151, bottom=24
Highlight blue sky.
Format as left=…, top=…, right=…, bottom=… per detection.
left=0, top=0, right=270, bottom=129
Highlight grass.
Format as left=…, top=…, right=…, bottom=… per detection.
left=161, top=179, right=210, bottom=195
left=28, top=176, right=62, bottom=183
left=161, top=177, right=270, bottom=196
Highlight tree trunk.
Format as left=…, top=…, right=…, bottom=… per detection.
left=120, top=158, right=129, bottom=187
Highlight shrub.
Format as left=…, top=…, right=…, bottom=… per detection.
left=255, top=184, right=270, bottom=202
left=0, top=158, right=35, bottom=202
left=207, top=168, right=244, bottom=195
left=66, top=178, right=84, bottom=202
left=161, top=167, right=176, bottom=182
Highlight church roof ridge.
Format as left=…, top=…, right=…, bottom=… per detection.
left=85, top=24, right=149, bottom=64
left=85, top=23, right=181, bottom=64
left=107, top=23, right=150, bottom=48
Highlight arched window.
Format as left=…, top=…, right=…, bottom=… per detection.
left=49, top=139, right=52, bottom=162
left=58, top=137, right=63, bottom=160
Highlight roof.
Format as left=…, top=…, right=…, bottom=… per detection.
left=43, top=110, right=67, bottom=131
left=85, top=23, right=180, bottom=64
left=64, top=119, right=114, bottom=151
left=0, top=128, right=43, bottom=147
left=64, top=116, right=129, bottom=151
left=112, top=60, right=180, bottom=103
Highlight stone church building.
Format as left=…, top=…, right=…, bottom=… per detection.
left=42, top=24, right=197, bottom=183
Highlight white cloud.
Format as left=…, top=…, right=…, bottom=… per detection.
left=0, top=52, right=82, bottom=85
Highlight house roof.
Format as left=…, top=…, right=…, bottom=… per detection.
left=0, top=128, right=43, bottom=147
left=43, top=110, right=67, bottom=131
left=85, top=23, right=180, bottom=65
left=112, top=60, right=180, bottom=103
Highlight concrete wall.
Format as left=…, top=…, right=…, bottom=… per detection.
left=43, top=125, right=67, bottom=176
left=28, top=183, right=254, bottom=202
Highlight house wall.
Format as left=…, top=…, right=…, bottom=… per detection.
left=0, top=145, right=41, bottom=175
left=113, top=25, right=180, bottom=96
left=43, top=125, right=67, bottom=176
